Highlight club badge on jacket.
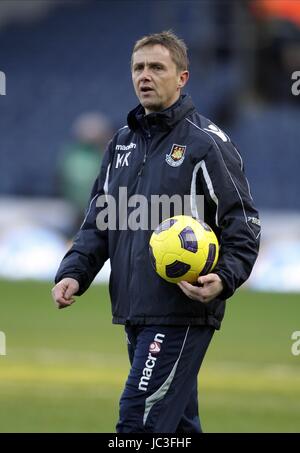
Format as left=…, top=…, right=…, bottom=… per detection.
left=166, top=144, right=186, bottom=167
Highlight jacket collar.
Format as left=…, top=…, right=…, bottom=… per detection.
left=127, top=94, right=195, bottom=133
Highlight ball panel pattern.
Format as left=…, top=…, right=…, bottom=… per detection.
left=178, top=227, right=198, bottom=253
left=199, top=243, right=217, bottom=275
left=166, top=260, right=191, bottom=278
left=154, top=218, right=177, bottom=234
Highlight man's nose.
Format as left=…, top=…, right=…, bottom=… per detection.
left=139, top=68, right=151, bottom=81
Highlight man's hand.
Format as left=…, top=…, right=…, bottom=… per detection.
left=51, top=278, right=79, bottom=309
left=178, top=273, right=223, bottom=303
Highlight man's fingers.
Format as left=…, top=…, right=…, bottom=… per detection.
left=177, top=281, right=190, bottom=297
left=52, top=283, right=75, bottom=301
left=57, top=303, right=70, bottom=310
left=178, top=281, right=205, bottom=301
left=180, top=281, right=204, bottom=297
left=57, top=301, right=74, bottom=309
left=198, top=273, right=220, bottom=286
left=178, top=280, right=216, bottom=303
left=64, top=285, right=76, bottom=300
left=56, top=296, right=75, bottom=305
left=178, top=281, right=193, bottom=291
left=178, top=281, right=196, bottom=296
left=51, top=278, right=79, bottom=310
left=55, top=297, right=75, bottom=309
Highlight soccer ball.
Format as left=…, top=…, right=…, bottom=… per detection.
left=149, top=215, right=219, bottom=284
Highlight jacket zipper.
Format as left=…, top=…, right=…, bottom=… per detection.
left=127, top=130, right=151, bottom=323
left=137, top=131, right=151, bottom=177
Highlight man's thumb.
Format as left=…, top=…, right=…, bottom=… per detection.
left=198, top=274, right=213, bottom=285
left=64, top=284, right=76, bottom=300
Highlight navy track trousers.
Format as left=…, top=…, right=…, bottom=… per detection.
left=116, top=324, right=214, bottom=433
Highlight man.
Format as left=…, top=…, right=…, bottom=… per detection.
left=52, top=31, right=260, bottom=433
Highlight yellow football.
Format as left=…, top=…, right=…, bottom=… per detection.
left=149, top=215, right=219, bottom=284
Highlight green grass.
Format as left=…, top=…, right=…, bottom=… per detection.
left=0, top=280, right=299, bottom=433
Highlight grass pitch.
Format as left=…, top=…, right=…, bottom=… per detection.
left=0, top=280, right=299, bottom=432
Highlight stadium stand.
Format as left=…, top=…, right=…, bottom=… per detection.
left=0, top=0, right=299, bottom=211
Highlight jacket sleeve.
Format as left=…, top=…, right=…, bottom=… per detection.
left=198, top=140, right=261, bottom=300
left=54, top=141, right=112, bottom=295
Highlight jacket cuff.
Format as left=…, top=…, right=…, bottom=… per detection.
left=214, top=270, right=234, bottom=300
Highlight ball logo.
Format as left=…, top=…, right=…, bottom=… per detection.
left=149, top=341, right=161, bottom=354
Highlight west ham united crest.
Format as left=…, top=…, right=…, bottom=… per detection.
left=166, top=144, right=186, bottom=167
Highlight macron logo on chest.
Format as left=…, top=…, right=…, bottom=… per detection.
left=115, top=152, right=131, bottom=168
left=115, top=142, right=136, bottom=168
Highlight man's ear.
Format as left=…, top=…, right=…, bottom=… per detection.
left=178, top=70, right=189, bottom=88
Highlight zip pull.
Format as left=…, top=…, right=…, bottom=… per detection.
left=138, top=152, right=147, bottom=177
left=138, top=127, right=151, bottom=176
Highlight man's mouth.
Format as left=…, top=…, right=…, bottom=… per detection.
left=140, top=86, right=154, bottom=93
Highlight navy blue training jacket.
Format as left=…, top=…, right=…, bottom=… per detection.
left=55, top=95, right=260, bottom=329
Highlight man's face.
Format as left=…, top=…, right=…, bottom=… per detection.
left=132, top=44, right=189, bottom=114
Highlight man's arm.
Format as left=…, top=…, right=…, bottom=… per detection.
left=52, top=141, right=112, bottom=306
left=179, top=139, right=260, bottom=303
